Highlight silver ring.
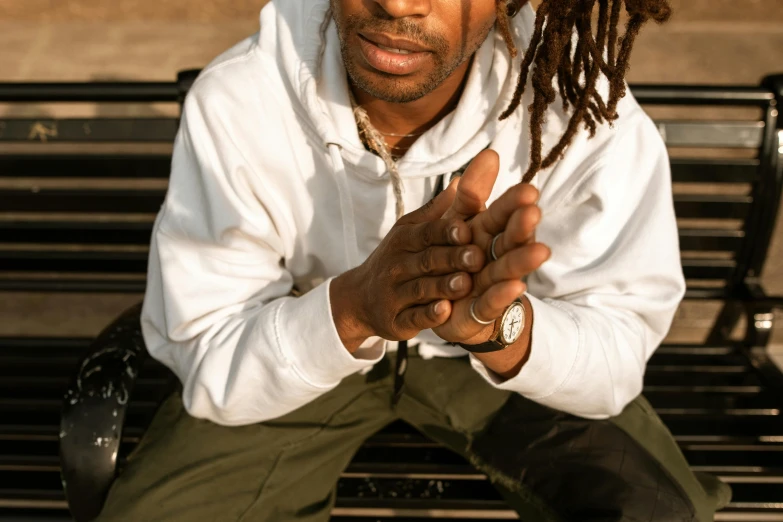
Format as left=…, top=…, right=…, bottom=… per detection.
left=469, top=299, right=495, bottom=325
left=490, top=234, right=502, bottom=261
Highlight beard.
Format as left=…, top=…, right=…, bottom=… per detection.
left=332, top=11, right=491, bottom=104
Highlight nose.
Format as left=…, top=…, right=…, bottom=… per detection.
left=372, top=0, right=432, bottom=18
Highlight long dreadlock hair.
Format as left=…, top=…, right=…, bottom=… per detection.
left=496, top=0, right=671, bottom=183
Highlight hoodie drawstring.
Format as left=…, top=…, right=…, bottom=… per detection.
left=352, top=102, right=406, bottom=221
left=327, top=144, right=361, bottom=269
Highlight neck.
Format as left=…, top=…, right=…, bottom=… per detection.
left=351, top=58, right=473, bottom=153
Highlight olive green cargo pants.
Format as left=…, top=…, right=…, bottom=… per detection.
left=97, top=351, right=730, bottom=521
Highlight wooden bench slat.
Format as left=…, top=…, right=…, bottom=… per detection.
left=0, top=118, right=178, bottom=143
left=0, top=222, right=744, bottom=252
left=670, top=158, right=760, bottom=183
left=678, top=229, right=745, bottom=252
left=0, top=221, right=154, bottom=245
left=0, top=278, right=732, bottom=296
left=0, top=249, right=737, bottom=279
left=661, top=415, right=783, bottom=437
left=681, top=259, right=737, bottom=280
left=674, top=194, right=752, bottom=219
left=0, top=189, right=165, bottom=213
left=655, top=121, right=765, bottom=148
left=0, top=278, right=146, bottom=293
left=0, top=250, right=148, bottom=273
left=4, top=192, right=750, bottom=218
left=631, top=85, right=774, bottom=105
left=645, top=370, right=760, bottom=387
left=0, top=337, right=91, bottom=350
left=0, top=154, right=171, bottom=178
left=0, top=157, right=762, bottom=185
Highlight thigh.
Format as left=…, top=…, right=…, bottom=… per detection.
left=469, top=394, right=717, bottom=522
left=396, top=354, right=511, bottom=447
left=97, top=371, right=395, bottom=522
left=397, top=356, right=721, bottom=522
left=397, top=355, right=558, bottom=521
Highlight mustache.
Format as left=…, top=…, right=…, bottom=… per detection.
left=343, top=14, right=448, bottom=53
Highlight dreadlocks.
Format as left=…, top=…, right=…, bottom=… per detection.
left=496, top=0, right=671, bottom=183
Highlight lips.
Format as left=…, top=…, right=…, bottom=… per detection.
left=357, top=32, right=433, bottom=76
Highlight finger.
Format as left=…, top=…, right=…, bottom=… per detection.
left=444, top=280, right=525, bottom=341
left=472, top=279, right=527, bottom=326
left=442, top=149, right=500, bottom=220
left=492, top=205, right=541, bottom=259
left=402, top=245, right=485, bottom=280
left=396, top=299, right=452, bottom=335
left=398, top=176, right=459, bottom=226
left=470, top=183, right=539, bottom=249
left=399, top=217, right=472, bottom=252
left=399, top=272, right=473, bottom=306
left=473, top=243, right=551, bottom=295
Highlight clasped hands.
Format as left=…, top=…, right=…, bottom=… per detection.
left=331, top=149, right=551, bottom=371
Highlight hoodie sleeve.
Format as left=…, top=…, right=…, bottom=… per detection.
left=470, top=109, right=686, bottom=419
left=140, top=84, right=384, bottom=426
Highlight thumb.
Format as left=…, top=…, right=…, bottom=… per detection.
left=443, top=149, right=500, bottom=221
left=397, top=176, right=459, bottom=225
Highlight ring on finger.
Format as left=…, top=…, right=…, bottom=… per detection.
left=490, top=233, right=502, bottom=261
left=469, top=299, right=495, bottom=325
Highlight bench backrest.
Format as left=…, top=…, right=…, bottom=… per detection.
left=0, top=70, right=781, bottom=299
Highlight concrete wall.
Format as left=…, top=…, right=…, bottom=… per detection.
left=1, top=0, right=781, bottom=83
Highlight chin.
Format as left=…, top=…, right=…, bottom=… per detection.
left=349, top=66, right=437, bottom=104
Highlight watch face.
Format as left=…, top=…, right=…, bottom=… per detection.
left=501, top=303, right=525, bottom=344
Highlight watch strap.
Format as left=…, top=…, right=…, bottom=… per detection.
left=456, top=340, right=506, bottom=353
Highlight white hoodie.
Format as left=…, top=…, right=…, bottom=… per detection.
left=140, top=0, right=685, bottom=425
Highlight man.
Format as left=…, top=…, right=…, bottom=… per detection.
left=97, top=0, right=730, bottom=520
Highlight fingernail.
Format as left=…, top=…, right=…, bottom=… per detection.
left=449, top=226, right=460, bottom=244
left=461, top=249, right=475, bottom=267
left=433, top=301, right=444, bottom=315
left=449, top=274, right=464, bottom=292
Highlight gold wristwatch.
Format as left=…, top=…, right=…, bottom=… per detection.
left=459, top=298, right=526, bottom=353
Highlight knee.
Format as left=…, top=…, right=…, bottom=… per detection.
left=538, top=465, right=697, bottom=522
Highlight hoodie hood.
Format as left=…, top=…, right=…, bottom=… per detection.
left=269, top=0, right=533, bottom=181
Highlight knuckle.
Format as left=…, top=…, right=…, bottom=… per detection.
left=476, top=272, right=490, bottom=294
left=420, top=249, right=435, bottom=274
left=389, top=316, right=406, bottom=338
left=406, top=310, right=424, bottom=331
left=412, top=308, right=426, bottom=326
left=487, top=262, right=501, bottom=284
left=388, top=262, right=405, bottom=281
left=412, top=278, right=428, bottom=301
left=451, top=248, right=464, bottom=270
left=421, top=223, right=435, bottom=248
left=507, top=221, right=524, bottom=243
left=439, top=275, right=453, bottom=295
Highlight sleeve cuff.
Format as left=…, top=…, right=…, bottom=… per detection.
left=469, top=294, right=582, bottom=399
left=275, top=278, right=385, bottom=389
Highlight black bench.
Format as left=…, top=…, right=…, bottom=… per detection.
left=1, top=71, right=783, bottom=521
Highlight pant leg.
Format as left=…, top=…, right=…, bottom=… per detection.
left=398, top=353, right=725, bottom=522
left=97, top=365, right=396, bottom=522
